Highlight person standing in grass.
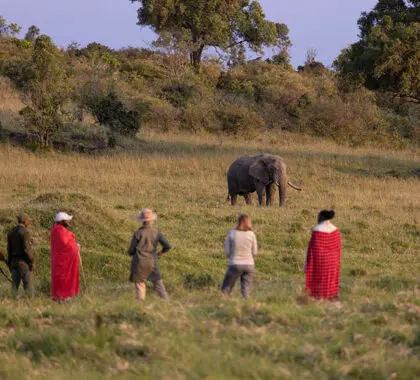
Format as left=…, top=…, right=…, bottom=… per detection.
left=50, top=212, right=80, bottom=302
left=221, top=214, right=258, bottom=298
left=7, top=214, right=34, bottom=296
left=128, top=208, right=171, bottom=301
left=304, top=210, right=342, bottom=300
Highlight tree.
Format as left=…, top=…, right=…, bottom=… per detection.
left=24, top=25, right=40, bottom=43
left=0, top=15, right=21, bottom=37
left=335, top=0, right=420, bottom=101
left=20, top=35, right=71, bottom=146
left=129, top=0, right=291, bottom=71
left=305, top=47, right=318, bottom=66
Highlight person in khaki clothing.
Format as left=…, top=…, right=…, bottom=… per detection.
left=128, top=208, right=171, bottom=301
left=7, top=214, right=34, bottom=296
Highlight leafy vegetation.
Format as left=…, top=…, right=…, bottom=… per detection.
left=130, top=0, right=291, bottom=70
left=335, top=0, right=420, bottom=102
left=0, top=1, right=419, bottom=149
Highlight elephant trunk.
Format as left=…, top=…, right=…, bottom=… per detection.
left=278, top=178, right=286, bottom=207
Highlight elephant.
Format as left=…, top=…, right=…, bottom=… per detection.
left=226, top=154, right=302, bottom=207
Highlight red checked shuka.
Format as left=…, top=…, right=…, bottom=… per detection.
left=305, top=229, right=342, bottom=299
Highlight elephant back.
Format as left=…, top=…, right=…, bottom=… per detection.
left=227, top=156, right=257, bottom=194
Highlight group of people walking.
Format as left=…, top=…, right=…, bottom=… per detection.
left=1, top=208, right=342, bottom=302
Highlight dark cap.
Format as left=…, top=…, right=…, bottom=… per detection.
left=318, top=210, right=335, bottom=223
left=17, top=214, right=30, bottom=224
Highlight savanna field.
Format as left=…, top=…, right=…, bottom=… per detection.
left=0, top=132, right=418, bottom=379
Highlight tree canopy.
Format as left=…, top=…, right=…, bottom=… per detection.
left=335, top=0, right=420, bottom=101
left=130, top=0, right=290, bottom=70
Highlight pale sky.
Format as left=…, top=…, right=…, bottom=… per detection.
left=1, top=0, right=378, bottom=67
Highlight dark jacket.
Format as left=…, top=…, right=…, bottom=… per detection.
left=128, top=225, right=171, bottom=283
left=7, top=224, right=34, bottom=268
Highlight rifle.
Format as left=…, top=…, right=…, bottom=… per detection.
left=0, top=251, right=12, bottom=283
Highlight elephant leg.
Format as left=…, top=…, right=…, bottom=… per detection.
left=255, top=182, right=265, bottom=206
left=265, top=185, right=273, bottom=206
left=266, top=184, right=277, bottom=206
left=230, top=194, right=238, bottom=206
left=244, top=193, right=252, bottom=205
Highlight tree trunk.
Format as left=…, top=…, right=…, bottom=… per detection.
left=190, top=45, right=204, bottom=73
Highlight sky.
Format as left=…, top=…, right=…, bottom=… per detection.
left=1, top=0, right=378, bottom=67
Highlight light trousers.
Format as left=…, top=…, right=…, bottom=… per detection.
left=135, top=279, right=168, bottom=301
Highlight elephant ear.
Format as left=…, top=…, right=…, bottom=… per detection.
left=249, top=159, right=270, bottom=184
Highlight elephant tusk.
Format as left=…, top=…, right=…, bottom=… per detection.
left=288, top=181, right=302, bottom=191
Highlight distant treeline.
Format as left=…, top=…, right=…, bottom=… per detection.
left=0, top=0, right=418, bottom=149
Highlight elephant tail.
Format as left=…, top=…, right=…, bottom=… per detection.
left=288, top=181, right=302, bottom=191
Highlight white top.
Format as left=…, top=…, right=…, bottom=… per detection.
left=224, top=229, right=258, bottom=266
left=313, top=221, right=338, bottom=233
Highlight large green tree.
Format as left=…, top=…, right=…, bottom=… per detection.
left=335, top=0, right=420, bottom=101
left=130, top=0, right=290, bottom=71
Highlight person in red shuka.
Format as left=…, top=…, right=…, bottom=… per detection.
left=50, top=212, right=80, bottom=302
left=304, top=210, right=342, bottom=300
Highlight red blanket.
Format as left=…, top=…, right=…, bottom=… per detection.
left=305, top=230, right=342, bottom=299
left=50, top=224, right=80, bottom=300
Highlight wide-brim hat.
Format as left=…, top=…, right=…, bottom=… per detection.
left=55, top=212, right=73, bottom=222
left=136, top=208, right=157, bottom=223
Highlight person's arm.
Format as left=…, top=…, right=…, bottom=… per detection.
left=251, top=232, right=258, bottom=257
left=224, top=232, right=231, bottom=257
left=128, top=233, right=138, bottom=256
left=22, top=229, right=34, bottom=262
left=157, top=231, right=171, bottom=257
left=22, top=229, right=35, bottom=270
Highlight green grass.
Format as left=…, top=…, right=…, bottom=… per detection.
left=0, top=132, right=419, bottom=379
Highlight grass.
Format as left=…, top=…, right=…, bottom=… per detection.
left=0, top=131, right=419, bottom=379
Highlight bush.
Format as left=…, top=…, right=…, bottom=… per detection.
left=86, top=92, right=146, bottom=136
left=183, top=273, right=216, bottom=290
left=181, top=102, right=215, bottom=132
left=143, top=99, right=181, bottom=132
left=215, top=105, right=264, bottom=138
left=163, top=82, right=197, bottom=107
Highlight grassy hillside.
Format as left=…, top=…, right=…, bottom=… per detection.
left=0, top=133, right=419, bottom=379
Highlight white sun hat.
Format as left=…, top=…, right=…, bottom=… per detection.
left=136, top=208, right=157, bottom=223
left=55, top=212, right=73, bottom=222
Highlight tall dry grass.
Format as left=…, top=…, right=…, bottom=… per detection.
left=0, top=132, right=418, bottom=379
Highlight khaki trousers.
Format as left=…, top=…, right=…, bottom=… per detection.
left=135, top=280, right=168, bottom=301
left=11, top=261, right=34, bottom=296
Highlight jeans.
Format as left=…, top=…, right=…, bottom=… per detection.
left=221, top=265, right=255, bottom=298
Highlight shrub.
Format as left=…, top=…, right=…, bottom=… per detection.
left=215, top=105, right=264, bottom=138
left=183, top=273, right=216, bottom=290
left=181, top=102, right=215, bottom=132
left=163, top=82, right=197, bottom=107
left=86, top=92, right=146, bottom=136
left=143, top=99, right=180, bottom=132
